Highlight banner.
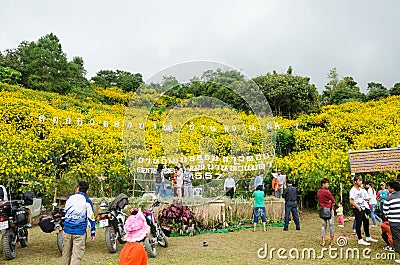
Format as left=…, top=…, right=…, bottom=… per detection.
left=349, top=147, right=400, bottom=173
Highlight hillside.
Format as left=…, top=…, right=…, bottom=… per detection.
left=0, top=82, right=399, bottom=201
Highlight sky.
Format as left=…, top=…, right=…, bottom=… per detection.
left=1, top=0, right=399, bottom=93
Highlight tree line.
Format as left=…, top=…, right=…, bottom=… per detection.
left=1, top=33, right=399, bottom=118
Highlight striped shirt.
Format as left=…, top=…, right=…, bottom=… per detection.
left=383, top=191, right=400, bottom=227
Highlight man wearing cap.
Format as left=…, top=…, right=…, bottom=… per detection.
left=61, top=181, right=96, bottom=265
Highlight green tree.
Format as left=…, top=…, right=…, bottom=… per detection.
left=253, top=68, right=320, bottom=117
left=91, top=69, right=142, bottom=92
left=366, top=82, right=389, bottom=101
left=1, top=33, right=89, bottom=94
left=66, top=56, right=89, bottom=88
left=0, top=66, right=21, bottom=85
left=323, top=68, right=364, bottom=105
left=16, top=33, right=72, bottom=93
left=390, top=83, right=400, bottom=96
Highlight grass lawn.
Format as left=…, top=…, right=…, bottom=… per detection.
left=0, top=211, right=396, bottom=265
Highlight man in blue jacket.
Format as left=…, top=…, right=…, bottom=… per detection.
left=61, top=181, right=96, bottom=265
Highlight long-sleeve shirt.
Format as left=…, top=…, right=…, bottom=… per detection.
left=282, top=185, right=297, bottom=201
left=383, top=191, right=400, bottom=227
left=336, top=206, right=343, bottom=216
left=224, top=177, right=235, bottom=190
left=254, top=175, right=264, bottom=189
left=317, top=188, right=335, bottom=209
left=64, top=192, right=96, bottom=237
left=272, top=177, right=280, bottom=191
left=367, top=188, right=377, bottom=205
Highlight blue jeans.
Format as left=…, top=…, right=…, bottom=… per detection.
left=254, top=207, right=266, bottom=223
left=371, top=204, right=382, bottom=225
left=284, top=201, right=300, bottom=230
left=155, top=182, right=165, bottom=198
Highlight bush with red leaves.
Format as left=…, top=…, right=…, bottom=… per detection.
left=158, top=199, right=197, bottom=234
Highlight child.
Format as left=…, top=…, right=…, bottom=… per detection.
left=253, top=185, right=267, bottom=232
left=381, top=216, right=394, bottom=251
left=118, top=210, right=150, bottom=265
left=377, top=182, right=389, bottom=216
left=336, top=202, right=344, bottom=227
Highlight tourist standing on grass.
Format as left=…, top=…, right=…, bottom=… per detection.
left=183, top=165, right=193, bottom=198
left=277, top=169, right=286, bottom=198
left=175, top=166, right=183, bottom=198
left=62, top=181, right=96, bottom=265
left=224, top=172, right=236, bottom=199
left=377, top=182, right=389, bottom=216
left=349, top=175, right=378, bottom=246
left=253, top=185, right=267, bottom=232
left=336, top=202, right=344, bottom=227
left=317, top=178, right=335, bottom=246
left=383, top=181, right=400, bottom=263
left=254, top=171, right=264, bottom=190
left=381, top=216, right=394, bottom=252
left=365, top=180, right=382, bottom=226
left=271, top=174, right=280, bottom=198
left=282, top=180, right=300, bottom=231
left=155, top=164, right=165, bottom=198
left=118, top=211, right=150, bottom=265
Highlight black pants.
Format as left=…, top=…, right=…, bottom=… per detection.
left=226, top=188, right=234, bottom=199
left=390, top=226, right=400, bottom=252
left=382, top=232, right=390, bottom=246
left=353, top=208, right=370, bottom=240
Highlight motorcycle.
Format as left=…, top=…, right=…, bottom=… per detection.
left=38, top=203, right=65, bottom=254
left=0, top=189, right=35, bottom=260
left=142, top=201, right=169, bottom=258
left=98, top=194, right=129, bottom=253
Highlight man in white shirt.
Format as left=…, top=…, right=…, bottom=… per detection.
left=224, top=172, right=236, bottom=199
left=349, top=175, right=378, bottom=246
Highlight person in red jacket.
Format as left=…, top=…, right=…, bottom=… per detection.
left=317, top=178, right=335, bottom=246
left=381, top=216, right=394, bottom=251
left=119, top=210, right=150, bottom=265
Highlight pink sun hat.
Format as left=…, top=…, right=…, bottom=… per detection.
left=124, top=211, right=150, bottom=242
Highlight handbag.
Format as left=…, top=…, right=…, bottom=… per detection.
left=319, top=207, right=332, bottom=220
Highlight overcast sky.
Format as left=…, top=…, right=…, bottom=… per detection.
left=1, top=0, right=399, bottom=93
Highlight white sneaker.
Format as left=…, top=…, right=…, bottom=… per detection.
left=358, top=239, right=371, bottom=246
left=383, top=245, right=394, bottom=251
left=394, top=259, right=400, bottom=263
left=338, top=225, right=344, bottom=227
left=366, top=237, right=378, bottom=242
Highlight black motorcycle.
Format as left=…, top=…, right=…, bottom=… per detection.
left=98, top=194, right=129, bottom=253
left=142, top=201, right=169, bottom=258
left=38, top=204, right=65, bottom=254
left=0, top=191, right=35, bottom=260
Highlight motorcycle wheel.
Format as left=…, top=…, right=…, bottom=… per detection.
left=19, top=227, right=28, bottom=248
left=57, top=231, right=63, bottom=254
left=144, top=236, right=157, bottom=258
left=157, top=228, right=169, bottom=248
left=2, top=230, right=17, bottom=260
left=105, top=226, right=118, bottom=253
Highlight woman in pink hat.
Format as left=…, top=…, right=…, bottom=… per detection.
left=118, top=211, right=150, bottom=265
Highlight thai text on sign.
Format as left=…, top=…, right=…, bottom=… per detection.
left=348, top=147, right=400, bottom=173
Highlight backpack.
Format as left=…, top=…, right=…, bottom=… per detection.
left=155, top=171, right=162, bottom=183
